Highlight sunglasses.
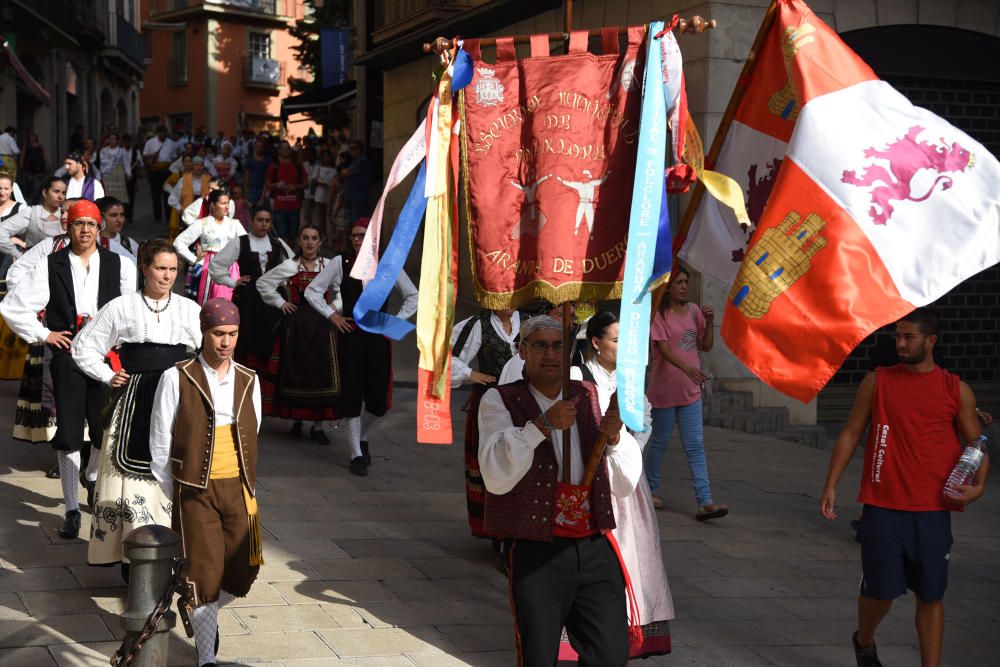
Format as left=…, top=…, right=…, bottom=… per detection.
left=350, top=233, right=366, bottom=240
left=71, top=220, right=100, bottom=229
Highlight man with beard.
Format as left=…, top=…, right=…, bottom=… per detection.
left=820, top=308, right=988, bottom=667
left=62, top=153, right=104, bottom=202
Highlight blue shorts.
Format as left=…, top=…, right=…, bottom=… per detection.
left=858, top=505, right=952, bottom=603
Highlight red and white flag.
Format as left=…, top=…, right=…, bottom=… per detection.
left=677, top=3, right=793, bottom=285
left=721, top=0, right=1000, bottom=402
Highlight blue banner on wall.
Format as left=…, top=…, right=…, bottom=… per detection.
left=321, top=29, right=351, bottom=88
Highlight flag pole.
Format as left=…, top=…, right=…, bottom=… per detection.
left=670, top=0, right=779, bottom=259
left=560, top=0, right=574, bottom=485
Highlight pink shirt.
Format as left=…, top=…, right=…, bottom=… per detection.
left=647, top=305, right=706, bottom=409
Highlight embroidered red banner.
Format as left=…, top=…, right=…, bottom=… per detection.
left=461, top=28, right=646, bottom=308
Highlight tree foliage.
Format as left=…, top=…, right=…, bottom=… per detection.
left=287, top=0, right=351, bottom=94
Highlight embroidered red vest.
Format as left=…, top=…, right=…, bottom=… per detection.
left=483, top=380, right=616, bottom=541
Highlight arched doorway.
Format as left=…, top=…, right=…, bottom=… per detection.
left=116, top=98, right=129, bottom=132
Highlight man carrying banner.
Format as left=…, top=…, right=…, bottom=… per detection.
left=819, top=309, right=987, bottom=667
left=150, top=298, right=263, bottom=667
left=479, top=315, right=642, bottom=666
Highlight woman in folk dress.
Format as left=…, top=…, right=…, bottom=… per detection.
left=173, top=189, right=246, bottom=303
left=71, top=239, right=201, bottom=575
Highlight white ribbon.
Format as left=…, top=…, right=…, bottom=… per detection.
left=350, top=119, right=427, bottom=281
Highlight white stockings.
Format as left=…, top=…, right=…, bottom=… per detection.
left=190, top=601, right=219, bottom=666
left=57, top=451, right=80, bottom=512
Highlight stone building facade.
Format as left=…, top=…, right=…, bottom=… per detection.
left=1, top=0, right=144, bottom=167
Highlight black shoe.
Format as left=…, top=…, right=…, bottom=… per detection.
left=290, top=420, right=303, bottom=437
left=310, top=427, right=330, bottom=445
left=46, top=464, right=61, bottom=479
left=349, top=456, right=368, bottom=477
left=83, top=480, right=96, bottom=510
left=360, top=441, right=371, bottom=465
left=120, top=562, right=130, bottom=585
left=58, top=510, right=81, bottom=539
left=852, top=631, right=882, bottom=667
left=215, top=629, right=220, bottom=653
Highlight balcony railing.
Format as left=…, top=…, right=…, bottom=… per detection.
left=149, top=0, right=286, bottom=16
left=243, top=56, right=284, bottom=87
left=111, top=15, right=145, bottom=68
left=209, top=0, right=281, bottom=14
left=169, top=55, right=188, bottom=85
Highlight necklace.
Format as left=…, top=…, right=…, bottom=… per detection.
left=141, top=292, right=171, bottom=321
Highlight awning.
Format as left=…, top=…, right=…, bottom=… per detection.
left=1, top=41, right=51, bottom=107
left=281, top=80, right=357, bottom=122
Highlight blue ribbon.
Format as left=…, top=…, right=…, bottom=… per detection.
left=618, top=24, right=668, bottom=432
left=643, top=179, right=673, bottom=293
left=353, top=162, right=428, bottom=340
left=452, top=47, right=473, bottom=91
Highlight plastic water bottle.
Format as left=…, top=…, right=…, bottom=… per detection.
left=943, top=436, right=988, bottom=498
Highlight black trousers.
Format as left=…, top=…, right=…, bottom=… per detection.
left=147, top=169, right=169, bottom=223
left=338, top=330, right=390, bottom=418
left=49, top=350, right=109, bottom=459
left=509, top=534, right=628, bottom=667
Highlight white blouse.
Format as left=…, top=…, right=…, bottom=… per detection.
left=71, top=293, right=203, bottom=385
left=5, top=235, right=66, bottom=290
left=208, top=234, right=293, bottom=289
left=256, top=256, right=333, bottom=310
left=173, top=216, right=246, bottom=263
left=582, top=357, right=653, bottom=449
left=304, top=255, right=418, bottom=321
left=182, top=197, right=235, bottom=227
left=477, top=383, right=641, bottom=497
left=99, top=146, right=132, bottom=178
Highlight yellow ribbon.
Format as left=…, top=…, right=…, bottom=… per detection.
left=416, top=57, right=458, bottom=397
left=680, top=110, right=751, bottom=229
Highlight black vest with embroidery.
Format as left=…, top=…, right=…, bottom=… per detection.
left=237, top=234, right=285, bottom=282
left=454, top=310, right=515, bottom=380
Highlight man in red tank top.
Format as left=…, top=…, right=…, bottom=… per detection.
left=820, top=308, right=988, bottom=667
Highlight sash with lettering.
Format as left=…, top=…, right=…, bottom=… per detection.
left=461, top=28, right=646, bottom=308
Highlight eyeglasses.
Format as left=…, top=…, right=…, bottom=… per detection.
left=71, top=220, right=100, bottom=229
left=350, top=233, right=366, bottom=240
left=526, top=341, right=564, bottom=353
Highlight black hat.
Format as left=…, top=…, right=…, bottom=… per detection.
left=65, top=152, right=84, bottom=164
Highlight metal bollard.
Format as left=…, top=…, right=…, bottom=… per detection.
left=120, top=525, right=183, bottom=667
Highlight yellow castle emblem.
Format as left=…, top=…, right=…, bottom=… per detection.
left=729, top=211, right=827, bottom=319
left=768, top=22, right=816, bottom=121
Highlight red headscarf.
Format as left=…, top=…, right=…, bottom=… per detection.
left=67, top=200, right=101, bottom=225
left=352, top=217, right=371, bottom=230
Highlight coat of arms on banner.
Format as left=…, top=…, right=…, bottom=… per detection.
left=473, top=67, right=505, bottom=107
left=461, top=28, right=647, bottom=308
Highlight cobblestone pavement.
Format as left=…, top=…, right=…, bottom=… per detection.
left=0, top=377, right=998, bottom=666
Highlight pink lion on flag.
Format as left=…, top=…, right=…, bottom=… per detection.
left=841, top=125, right=975, bottom=225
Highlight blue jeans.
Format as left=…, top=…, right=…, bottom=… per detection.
left=271, top=208, right=300, bottom=240
left=644, top=400, right=713, bottom=506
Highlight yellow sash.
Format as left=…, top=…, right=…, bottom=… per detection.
left=209, top=426, right=263, bottom=565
